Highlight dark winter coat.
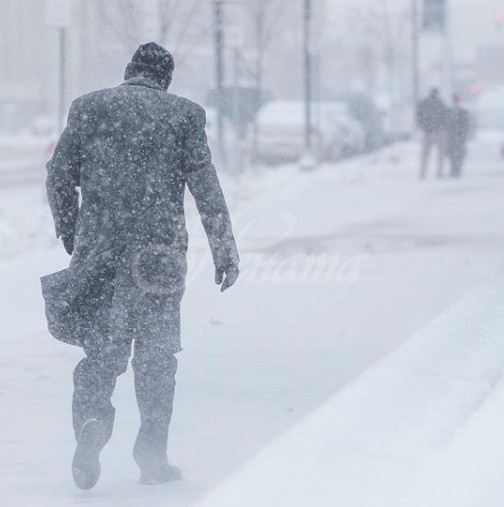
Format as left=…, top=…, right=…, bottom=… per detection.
left=416, top=96, right=448, bottom=134
left=41, top=76, right=239, bottom=352
left=446, top=106, right=470, bottom=158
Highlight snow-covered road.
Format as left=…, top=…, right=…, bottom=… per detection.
left=1, top=137, right=503, bottom=506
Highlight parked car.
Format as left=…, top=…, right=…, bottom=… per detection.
left=319, top=102, right=366, bottom=159
left=254, top=101, right=365, bottom=164
left=341, top=93, right=387, bottom=151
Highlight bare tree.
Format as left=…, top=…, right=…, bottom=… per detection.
left=348, top=0, right=410, bottom=106
left=157, top=0, right=210, bottom=64
left=99, top=0, right=141, bottom=54
left=242, top=0, right=288, bottom=161
left=98, top=0, right=209, bottom=67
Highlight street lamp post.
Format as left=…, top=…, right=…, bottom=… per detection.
left=442, top=0, right=453, bottom=98
left=303, top=0, right=313, bottom=153
left=298, top=0, right=318, bottom=170
left=212, top=0, right=255, bottom=170
left=213, top=0, right=227, bottom=166
left=46, top=0, right=71, bottom=134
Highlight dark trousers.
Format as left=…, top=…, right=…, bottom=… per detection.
left=449, top=151, right=465, bottom=178
left=72, top=333, right=178, bottom=469
left=420, top=130, right=446, bottom=178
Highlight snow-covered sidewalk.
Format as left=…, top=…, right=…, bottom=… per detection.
left=0, top=137, right=503, bottom=506
left=195, top=271, right=504, bottom=507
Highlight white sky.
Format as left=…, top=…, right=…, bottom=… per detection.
left=327, top=0, right=504, bottom=62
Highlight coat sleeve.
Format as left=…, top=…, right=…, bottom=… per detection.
left=46, top=100, right=82, bottom=239
left=183, top=104, right=239, bottom=269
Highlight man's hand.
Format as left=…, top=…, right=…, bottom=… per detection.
left=61, top=234, right=74, bottom=256
left=215, top=264, right=239, bottom=292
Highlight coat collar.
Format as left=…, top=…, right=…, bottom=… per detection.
left=121, top=76, right=166, bottom=91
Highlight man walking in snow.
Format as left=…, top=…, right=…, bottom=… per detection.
left=446, top=94, right=471, bottom=178
left=417, top=87, right=448, bottom=179
left=41, top=43, right=239, bottom=489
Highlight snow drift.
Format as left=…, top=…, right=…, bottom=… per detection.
left=194, top=271, right=504, bottom=507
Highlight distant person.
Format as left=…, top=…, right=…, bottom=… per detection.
left=41, top=43, right=239, bottom=489
left=446, top=94, right=471, bottom=178
left=416, top=88, right=448, bottom=179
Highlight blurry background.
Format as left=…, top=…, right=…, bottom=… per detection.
left=3, top=0, right=504, bottom=176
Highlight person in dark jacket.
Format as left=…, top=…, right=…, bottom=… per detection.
left=417, top=87, right=448, bottom=179
left=446, top=94, right=471, bottom=178
left=41, top=43, right=239, bottom=489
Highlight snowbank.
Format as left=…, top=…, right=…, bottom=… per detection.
left=194, top=271, right=504, bottom=507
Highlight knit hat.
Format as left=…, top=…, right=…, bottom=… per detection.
left=124, top=42, right=175, bottom=90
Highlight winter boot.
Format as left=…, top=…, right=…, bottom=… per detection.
left=133, top=433, right=182, bottom=485
left=72, top=419, right=106, bottom=490
left=139, top=461, right=182, bottom=485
